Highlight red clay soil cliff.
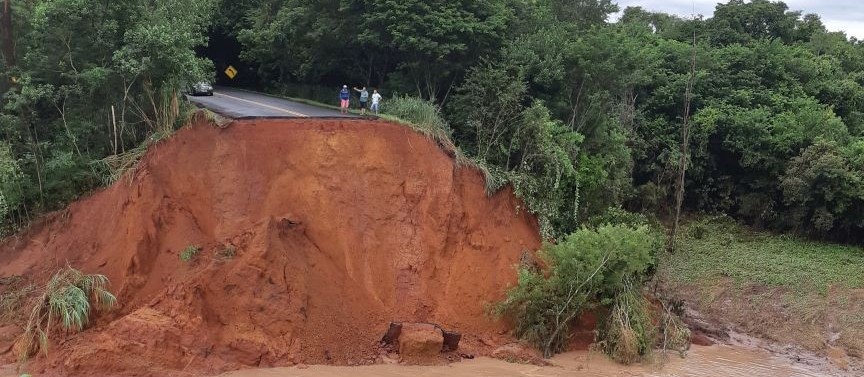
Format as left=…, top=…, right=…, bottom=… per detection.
left=0, top=116, right=541, bottom=376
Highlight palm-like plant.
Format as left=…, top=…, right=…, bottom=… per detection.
left=18, top=267, right=117, bottom=362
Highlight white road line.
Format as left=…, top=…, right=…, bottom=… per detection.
left=214, top=92, right=309, bottom=118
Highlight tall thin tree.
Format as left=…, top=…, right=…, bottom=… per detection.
left=669, top=23, right=698, bottom=253
left=0, top=0, right=14, bottom=68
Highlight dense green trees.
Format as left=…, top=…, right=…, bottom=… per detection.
left=0, top=0, right=214, bottom=233
left=2, top=0, right=862, bottom=363
left=3, top=0, right=864, bottom=243
left=621, top=3, right=864, bottom=242
left=231, top=0, right=529, bottom=99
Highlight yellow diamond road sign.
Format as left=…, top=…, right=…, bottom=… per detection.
left=224, top=65, right=238, bottom=79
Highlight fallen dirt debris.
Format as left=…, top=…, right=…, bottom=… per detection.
left=0, top=116, right=541, bottom=376
left=397, top=323, right=444, bottom=363
left=491, top=343, right=550, bottom=366
left=381, top=321, right=462, bottom=353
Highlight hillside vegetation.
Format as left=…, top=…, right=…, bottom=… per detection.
left=1, top=0, right=863, bottom=244
left=218, top=0, right=864, bottom=242
left=1, top=0, right=863, bottom=368
left=660, top=216, right=864, bottom=358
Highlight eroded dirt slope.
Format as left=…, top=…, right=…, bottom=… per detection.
left=0, top=116, right=541, bottom=376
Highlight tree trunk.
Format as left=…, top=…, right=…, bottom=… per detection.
left=0, top=0, right=14, bottom=68
left=669, top=29, right=698, bottom=253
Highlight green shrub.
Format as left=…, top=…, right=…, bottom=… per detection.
left=179, top=245, right=201, bottom=262
left=596, top=279, right=656, bottom=364
left=0, top=142, right=25, bottom=233
left=505, top=101, right=581, bottom=238
left=585, top=206, right=653, bottom=229
left=450, top=62, right=584, bottom=238
left=471, top=158, right=510, bottom=195
left=20, top=267, right=117, bottom=361
left=596, top=286, right=690, bottom=365
left=780, top=139, right=864, bottom=239
left=496, top=224, right=660, bottom=357
left=381, top=95, right=459, bottom=153
left=383, top=96, right=451, bottom=136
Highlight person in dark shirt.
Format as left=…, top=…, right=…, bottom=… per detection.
left=339, top=85, right=350, bottom=114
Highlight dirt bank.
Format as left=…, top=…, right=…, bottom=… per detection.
left=0, top=116, right=541, bottom=376
left=657, top=219, right=864, bottom=373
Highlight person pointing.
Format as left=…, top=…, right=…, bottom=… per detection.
left=354, top=86, right=369, bottom=115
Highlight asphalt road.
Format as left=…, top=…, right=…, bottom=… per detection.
left=186, top=87, right=358, bottom=119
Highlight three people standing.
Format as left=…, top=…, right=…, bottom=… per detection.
left=339, top=84, right=381, bottom=116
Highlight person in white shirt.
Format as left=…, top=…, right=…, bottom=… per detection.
left=370, top=89, right=382, bottom=115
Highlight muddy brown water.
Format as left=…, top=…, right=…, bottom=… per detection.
left=220, top=345, right=845, bottom=377
left=0, top=344, right=848, bottom=376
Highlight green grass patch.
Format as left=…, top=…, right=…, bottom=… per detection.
left=665, top=216, right=864, bottom=294
left=179, top=245, right=201, bottom=263
left=660, top=216, right=864, bottom=356
left=20, top=267, right=116, bottom=362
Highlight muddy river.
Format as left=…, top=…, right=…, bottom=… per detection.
left=0, top=343, right=851, bottom=376
left=221, top=344, right=851, bottom=377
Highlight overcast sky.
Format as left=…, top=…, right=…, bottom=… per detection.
left=612, top=1, right=864, bottom=39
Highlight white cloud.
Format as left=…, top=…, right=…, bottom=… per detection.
left=612, top=0, right=864, bottom=39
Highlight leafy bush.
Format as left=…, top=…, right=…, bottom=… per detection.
left=449, top=60, right=585, bottom=237
left=179, top=245, right=201, bottom=262
left=585, top=206, right=653, bottom=230
left=496, top=224, right=660, bottom=357
left=19, top=267, right=116, bottom=361
left=780, top=139, right=864, bottom=240
left=595, top=278, right=656, bottom=364
left=505, top=101, right=581, bottom=238
left=448, top=60, right=527, bottom=164
left=687, top=222, right=708, bottom=240
left=0, top=142, right=25, bottom=233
